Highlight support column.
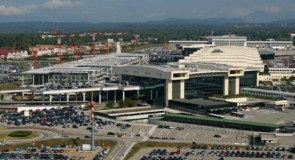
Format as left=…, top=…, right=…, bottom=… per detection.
left=223, top=76, right=229, bottom=96
left=82, top=92, right=86, bottom=102
left=114, top=91, right=117, bottom=103
left=42, top=75, right=44, bottom=85
left=122, top=90, right=125, bottom=101
left=75, top=93, right=78, bottom=101
left=66, top=93, right=70, bottom=102
left=41, top=94, right=45, bottom=101
left=165, top=80, right=172, bottom=107
left=150, top=90, right=153, bottom=100
left=32, top=75, right=35, bottom=85
left=106, top=91, right=109, bottom=101
left=21, top=75, right=24, bottom=86
left=91, top=91, right=93, bottom=100
left=235, top=77, right=240, bottom=95
left=31, top=92, right=34, bottom=101
left=180, top=80, right=185, bottom=99
left=49, top=95, right=53, bottom=102
left=155, top=89, right=158, bottom=99
left=0, top=94, right=2, bottom=101
left=137, top=90, right=140, bottom=96
left=99, top=91, right=101, bottom=104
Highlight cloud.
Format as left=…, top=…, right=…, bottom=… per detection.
left=0, top=4, right=36, bottom=16
left=268, top=6, right=280, bottom=13
left=43, top=0, right=81, bottom=9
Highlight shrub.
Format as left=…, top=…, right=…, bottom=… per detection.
left=129, top=100, right=138, bottom=107
left=106, top=101, right=114, bottom=108
left=8, top=131, right=32, bottom=137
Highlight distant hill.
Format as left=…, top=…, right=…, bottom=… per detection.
left=243, top=11, right=295, bottom=23
left=0, top=17, right=293, bottom=33
left=145, top=18, right=246, bottom=25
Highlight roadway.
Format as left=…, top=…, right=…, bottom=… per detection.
left=1, top=128, right=61, bottom=144
left=1, top=112, right=293, bottom=160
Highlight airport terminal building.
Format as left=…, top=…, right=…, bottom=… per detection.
left=114, top=46, right=263, bottom=106
left=20, top=44, right=264, bottom=107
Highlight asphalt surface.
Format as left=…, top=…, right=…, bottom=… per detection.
left=1, top=111, right=294, bottom=160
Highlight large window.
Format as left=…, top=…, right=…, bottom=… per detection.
left=240, top=71, right=257, bottom=87
left=122, top=75, right=165, bottom=87
left=185, top=76, right=224, bottom=98
left=121, top=75, right=165, bottom=102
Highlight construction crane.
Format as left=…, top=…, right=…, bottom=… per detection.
left=42, top=30, right=129, bottom=52
left=90, top=29, right=96, bottom=56
left=54, top=29, right=63, bottom=64
left=30, top=48, right=38, bottom=70
left=37, top=30, right=131, bottom=65
left=73, top=42, right=79, bottom=61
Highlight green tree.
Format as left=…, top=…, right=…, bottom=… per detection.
left=125, top=98, right=131, bottom=107
left=118, top=100, right=126, bottom=108
left=106, top=101, right=114, bottom=108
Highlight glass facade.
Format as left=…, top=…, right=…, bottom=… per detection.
left=185, top=76, right=224, bottom=98
left=34, top=73, right=89, bottom=85
left=214, top=40, right=245, bottom=46
left=121, top=75, right=165, bottom=101
left=240, top=71, right=257, bottom=88
left=121, top=75, right=165, bottom=87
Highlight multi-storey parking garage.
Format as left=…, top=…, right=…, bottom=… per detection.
left=162, top=113, right=282, bottom=132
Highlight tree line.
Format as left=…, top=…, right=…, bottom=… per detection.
left=0, top=25, right=294, bottom=51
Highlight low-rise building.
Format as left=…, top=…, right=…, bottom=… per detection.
left=0, top=48, right=29, bottom=59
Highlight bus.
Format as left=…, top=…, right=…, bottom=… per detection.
left=231, top=112, right=245, bottom=118
left=208, top=113, right=225, bottom=119
left=276, top=105, right=285, bottom=112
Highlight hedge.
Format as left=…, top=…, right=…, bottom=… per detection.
left=8, top=131, right=32, bottom=137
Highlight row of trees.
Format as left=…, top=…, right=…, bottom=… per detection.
left=0, top=25, right=294, bottom=52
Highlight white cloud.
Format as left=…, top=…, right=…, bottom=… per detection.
left=43, top=0, right=81, bottom=9
left=0, top=4, right=36, bottom=16
left=268, top=6, right=280, bottom=13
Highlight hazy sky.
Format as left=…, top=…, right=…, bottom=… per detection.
left=0, top=0, right=294, bottom=22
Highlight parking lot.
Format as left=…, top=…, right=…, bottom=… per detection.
left=0, top=144, right=109, bottom=160
left=240, top=109, right=295, bottom=125
left=85, top=121, right=151, bottom=138
left=151, top=127, right=249, bottom=145
left=130, top=146, right=295, bottom=160
left=0, top=106, right=153, bottom=140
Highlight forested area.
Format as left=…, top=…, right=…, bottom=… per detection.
left=0, top=24, right=294, bottom=51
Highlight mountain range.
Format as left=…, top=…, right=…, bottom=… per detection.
left=1, top=13, right=295, bottom=33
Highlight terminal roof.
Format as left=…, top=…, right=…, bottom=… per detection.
left=23, top=53, right=147, bottom=74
